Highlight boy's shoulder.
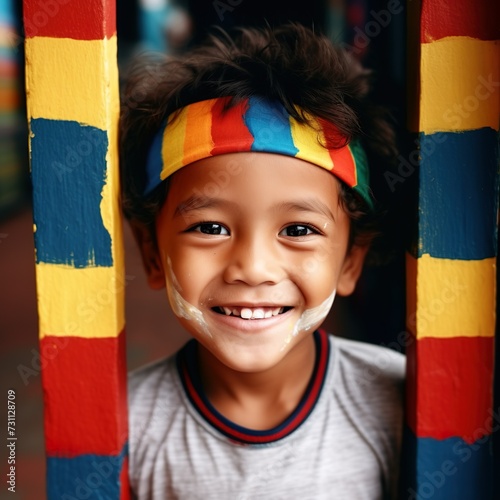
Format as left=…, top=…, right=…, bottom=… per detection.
left=328, top=334, right=405, bottom=423
left=329, top=335, right=405, bottom=495
left=127, top=352, right=180, bottom=415
left=332, top=334, right=406, bottom=378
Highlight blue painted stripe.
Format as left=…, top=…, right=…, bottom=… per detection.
left=244, top=96, right=299, bottom=155
left=418, top=127, right=499, bottom=260
left=47, top=444, right=127, bottom=499
left=30, top=118, right=113, bottom=267
left=402, top=428, right=493, bottom=499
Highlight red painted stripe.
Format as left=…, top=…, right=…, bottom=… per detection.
left=41, top=330, right=128, bottom=456
left=183, top=330, right=329, bottom=444
left=421, top=0, right=500, bottom=42
left=23, top=0, right=116, bottom=40
left=210, top=97, right=254, bottom=156
left=406, top=336, right=494, bottom=443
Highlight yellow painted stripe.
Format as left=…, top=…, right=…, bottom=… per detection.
left=420, top=37, right=500, bottom=133
left=36, top=263, right=125, bottom=339
left=25, top=36, right=118, bottom=130
left=407, top=254, right=495, bottom=339
left=290, top=115, right=334, bottom=172
left=161, top=106, right=189, bottom=180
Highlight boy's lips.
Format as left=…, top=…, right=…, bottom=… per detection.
left=211, top=305, right=294, bottom=320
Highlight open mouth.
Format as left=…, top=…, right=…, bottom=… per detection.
left=212, top=306, right=293, bottom=320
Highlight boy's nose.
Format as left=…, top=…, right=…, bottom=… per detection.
left=222, top=237, right=284, bottom=286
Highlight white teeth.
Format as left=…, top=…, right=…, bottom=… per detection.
left=252, top=308, right=265, bottom=319
left=217, top=306, right=290, bottom=319
left=240, top=308, right=253, bottom=319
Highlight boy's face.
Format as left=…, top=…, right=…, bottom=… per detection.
left=139, top=152, right=367, bottom=373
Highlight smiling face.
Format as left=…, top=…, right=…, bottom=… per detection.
left=138, top=152, right=367, bottom=373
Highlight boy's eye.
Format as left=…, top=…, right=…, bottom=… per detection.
left=191, top=223, right=229, bottom=235
left=279, top=225, right=317, bottom=237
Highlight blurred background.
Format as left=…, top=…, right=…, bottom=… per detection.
left=0, top=0, right=409, bottom=497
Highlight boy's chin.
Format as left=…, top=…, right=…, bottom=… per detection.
left=180, top=322, right=315, bottom=375
left=200, top=342, right=298, bottom=374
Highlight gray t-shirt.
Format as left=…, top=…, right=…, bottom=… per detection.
left=128, top=330, right=405, bottom=499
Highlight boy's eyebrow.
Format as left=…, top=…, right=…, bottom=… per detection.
left=173, top=194, right=234, bottom=217
left=276, top=199, right=336, bottom=221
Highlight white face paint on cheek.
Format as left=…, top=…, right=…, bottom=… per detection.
left=281, top=289, right=337, bottom=350
left=165, top=257, right=212, bottom=338
left=294, top=289, right=336, bottom=335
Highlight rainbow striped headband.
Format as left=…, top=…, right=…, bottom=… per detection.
left=145, top=97, right=373, bottom=208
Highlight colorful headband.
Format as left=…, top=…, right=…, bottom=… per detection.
left=145, top=96, right=373, bottom=209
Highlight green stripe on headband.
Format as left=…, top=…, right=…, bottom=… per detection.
left=145, top=97, right=373, bottom=210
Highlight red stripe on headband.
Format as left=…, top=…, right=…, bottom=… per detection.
left=211, top=98, right=254, bottom=156
left=318, top=118, right=357, bottom=187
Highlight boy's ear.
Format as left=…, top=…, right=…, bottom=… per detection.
left=129, top=220, right=166, bottom=290
left=336, top=244, right=369, bottom=296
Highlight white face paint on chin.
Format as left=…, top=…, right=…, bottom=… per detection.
left=165, top=257, right=212, bottom=338
left=281, top=289, right=337, bottom=350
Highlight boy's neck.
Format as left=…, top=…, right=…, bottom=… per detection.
left=196, top=334, right=316, bottom=430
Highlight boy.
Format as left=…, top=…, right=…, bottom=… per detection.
left=121, top=24, right=405, bottom=499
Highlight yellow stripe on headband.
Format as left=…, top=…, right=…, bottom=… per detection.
left=145, top=97, right=373, bottom=209
left=289, top=113, right=334, bottom=172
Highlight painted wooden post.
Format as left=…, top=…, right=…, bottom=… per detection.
left=405, top=0, right=499, bottom=498
left=23, top=1, right=128, bottom=498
